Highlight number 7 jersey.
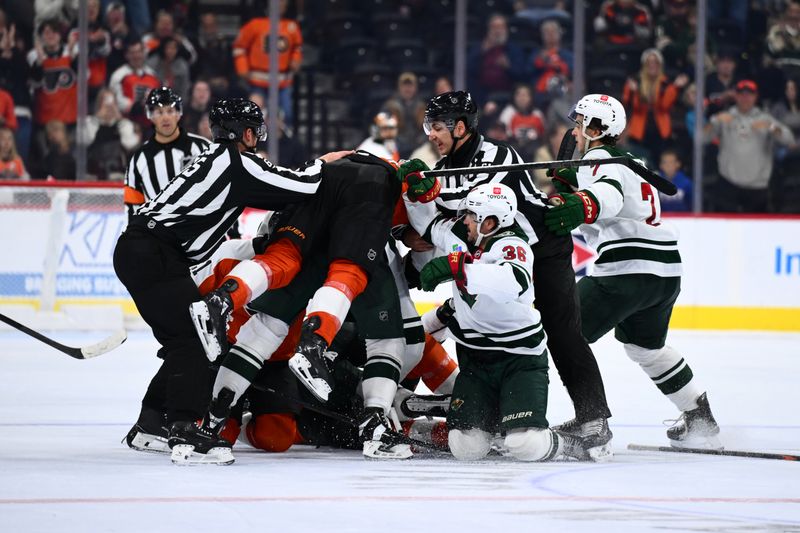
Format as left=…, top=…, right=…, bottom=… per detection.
left=576, top=145, right=682, bottom=278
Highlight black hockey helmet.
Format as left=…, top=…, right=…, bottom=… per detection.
left=424, top=90, right=478, bottom=135
left=209, top=98, right=267, bottom=143
left=145, top=86, right=182, bottom=119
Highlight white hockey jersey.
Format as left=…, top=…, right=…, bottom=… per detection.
left=405, top=199, right=547, bottom=357
left=576, top=145, right=682, bottom=278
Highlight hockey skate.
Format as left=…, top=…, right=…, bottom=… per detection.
left=288, top=317, right=333, bottom=402
left=189, top=286, right=233, bottom=362
left=667, top=392, right=722, bottom=450
left=169, top=420, right=234, bottom=466
left=553, top=417, right=614, bottom=462
left=123, top=407, right=169, bottom=454
left=359, top=407, right=412, bottom=460
left=553, top=430, right=590, bottom=461
left=396, top=390, right=451, bottom=420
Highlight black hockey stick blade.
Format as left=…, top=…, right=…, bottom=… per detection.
left=251, top=382, right=450, bottom=453
left=425, top=156, right=678, bottom=196
left=0, top=311, right=127, bottom=360
left=627, top=443, right=800, bottom=462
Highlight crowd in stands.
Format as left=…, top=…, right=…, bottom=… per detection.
left=0, top=0, right=798, bottom=213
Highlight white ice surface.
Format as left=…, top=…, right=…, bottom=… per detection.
left=1, top=329, right=799, bottom=532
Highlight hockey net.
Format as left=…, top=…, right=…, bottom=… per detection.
left=0, top=181, right=133, bottom=330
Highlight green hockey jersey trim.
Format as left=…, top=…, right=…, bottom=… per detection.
left=595, top=246, right=682, bottom=265
left=596, top=237, right=678, bottom=254
left=596, top=177, right=624, bottom=197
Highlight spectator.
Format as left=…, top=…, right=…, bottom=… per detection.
left=767, top=1, right=800, bottom=75
left=233, top=0, right=302, bottom=125
left=382, top=71, right=427, bottom=158
left=704, top=79, right=794, bottom=212
left=434, top=75, right=453, bottom=96
left=0, top=126, right=28, bottom=179
left=192, top=13, right=234, bottom=89
left=543, top=75, right=573, bottom=128
left=622, top=48, right=689, bottom=161
left=83, top=88, right=139, bottom=180
left=0, top=86, right=16, bottom=130
left=146, top=36, right=191, bottom=102
left=142, top=9, right=197, bottom=65
left=182, top=80, right=211, bottom=135
left=467, top=14, right=527, bottom=104
left=67, top=0, right=109, bottom=102
left=196, top=111, right=212, bottom=140
left=108, top=39, right=161, bottom=128
left=655, top=0, right=694, bottom=71
left=0, top=17, right=33, bottom=160
left=658, top=148, right=693, bottom=212
left=529, top=20, right=573, bottom=98
left=498, top=83, right=546, bottom=159
left=533, top=122, right=571, bottom=194
left=105, top=1, right=136, bottom=76
left=708, top=0, right=749, bottom=42
left=28, top=18, right=78, bottom=161
left=706, top=49, right=739, bottom=117
left=409, top=138, right=440, bottom=169
left=594, top=0, right=652, bottom=47
left=771, top=78, right=800, bottom=154
left=38, top=120, right=76, bottom=180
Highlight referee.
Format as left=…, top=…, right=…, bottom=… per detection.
left=114, top=97, right=351, bottom=457
left=123, top=87, right=210, bottom=217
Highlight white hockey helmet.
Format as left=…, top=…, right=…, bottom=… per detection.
left=461, top=183, right=517, bottom=245
left=568, top=94, right=626, bottom=141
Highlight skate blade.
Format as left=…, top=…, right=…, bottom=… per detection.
left=288, top=354, right=331, bottom=402
left=669, top=435, right=723, bottom=451
left=125, top=432, right=170, bottom=454
left=587, top=443, right=614, bottom=462
left=189, top=302, right=222, bottom=362
left=362, top=440, right=413, bottom=460
left=170, top=444, right=235, bottom=466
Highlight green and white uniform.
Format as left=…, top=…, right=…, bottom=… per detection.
left=573, top=145, right=702, bottom=412
left=405, top=199, right=550, bottom=433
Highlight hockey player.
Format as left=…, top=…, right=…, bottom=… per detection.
left=356, top=112, right=400, bottom=161
left=403, top=181, right=586, bottom=462
left=544, top=94, right=721, bottom=450
left=397, top=91, right=614, bottom=460
left=123, top=86, right=209, bottom=217
left=185, top=154, right=419, bottom=462
left=114, top=97, right=350, bottom=461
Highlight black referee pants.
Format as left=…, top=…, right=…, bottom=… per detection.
left=529, top=213, right=612, bottom=423
left=113, top=225, right=212, bottom=424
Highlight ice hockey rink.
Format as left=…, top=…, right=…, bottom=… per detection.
left=1, top=328, right=798, bottom=533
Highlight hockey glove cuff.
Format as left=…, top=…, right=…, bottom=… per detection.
left=544, top=190, right=600, bottom=236
left=550, top=168, right=578, bottom=193
left=419, top=252, right=472, bottom=291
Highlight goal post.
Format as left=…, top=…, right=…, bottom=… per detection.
left=0, top=181, right=133, bottom=331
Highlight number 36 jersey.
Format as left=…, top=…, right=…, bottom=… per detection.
left=406, top=199, right=547, bottom=357
left=576, top=145, right=682, bottom=278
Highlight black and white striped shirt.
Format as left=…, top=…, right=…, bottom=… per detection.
left=135, top=142, right=324, bottom=263
left=124, top=129, right=210, bottom=214
left=434, top=134, right=548, bottom=245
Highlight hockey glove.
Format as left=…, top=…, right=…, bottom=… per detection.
left=419, top=252, right=472, bottom=291
left=398, top=159, right=440, bottom=202
left=550, top=168, right=578, bottom=194
left=544, top=190, right=600, bottom=236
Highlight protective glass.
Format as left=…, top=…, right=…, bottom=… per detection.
left=253, top=123, right=268, bottom=141
left=423, top=116, right=454, bottom=135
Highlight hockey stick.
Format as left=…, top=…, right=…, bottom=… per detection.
left=0, top=312, right=127, bottom=359
left=250, top=381, right=450, bottom=453
left=627, top=443, right=800, bottom=462
left=424, top=156, right=678, bottom=196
